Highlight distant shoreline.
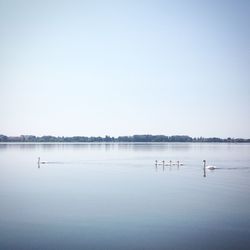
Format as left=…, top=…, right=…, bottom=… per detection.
left=0, top=135, right=249, bottom=143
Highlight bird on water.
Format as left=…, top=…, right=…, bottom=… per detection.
left=38, top=157, right=46, bottom=164
left=203, top=160, right=217, bottom=170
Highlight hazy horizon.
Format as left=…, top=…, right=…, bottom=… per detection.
left=1, top=133, right=250, bottom=141
left=1, top=0, right=249, bottom=138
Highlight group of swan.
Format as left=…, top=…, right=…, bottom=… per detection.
left=155, top=160, right=183, bottom=166
left=38, top=157, right=217, bottom=170
left=155, top=159, right=217, bottom=170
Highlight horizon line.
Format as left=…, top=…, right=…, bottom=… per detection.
left=1, top=134, right=250, bottom=142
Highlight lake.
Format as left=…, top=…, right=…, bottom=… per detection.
left=0, top=143, right=250, bottom=250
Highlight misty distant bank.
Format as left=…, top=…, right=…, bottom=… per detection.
left=0, top=134, right=249, bottom=143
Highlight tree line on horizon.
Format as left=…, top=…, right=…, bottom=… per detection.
left=0, top=134, right=249, bottom=143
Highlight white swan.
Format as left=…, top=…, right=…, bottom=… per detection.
left=38, top=157, right=47, bottom=164
left=176, top=161, right=184, bottom=166
left=164, top=160, right=172, bottom=166
left=203, top=160, right=216, bottom=170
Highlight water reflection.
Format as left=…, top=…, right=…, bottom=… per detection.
left=1, top=143, right=250, bottom=250
left=0, top=142, right=194, bottom=152
left=203, top=166, right=206, bottom=178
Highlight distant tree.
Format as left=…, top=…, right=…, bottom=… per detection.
left=0, top=134, right=249, bottom=143
left=0, top=135, right=8, bottom=142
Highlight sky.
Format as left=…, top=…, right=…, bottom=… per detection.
left=0, top=0, right=249, bottom=138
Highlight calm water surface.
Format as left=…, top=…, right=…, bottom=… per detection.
left=0, top=143, right=250, bottom=250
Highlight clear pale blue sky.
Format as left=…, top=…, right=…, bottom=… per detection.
left=0, top=0, right=249, bottom=138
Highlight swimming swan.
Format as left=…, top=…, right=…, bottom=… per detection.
left=38, top=157, right=47, bottom=164
left=176, top=161, right=184, bottom=166
left=203, top=160, right=216, bottom=170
